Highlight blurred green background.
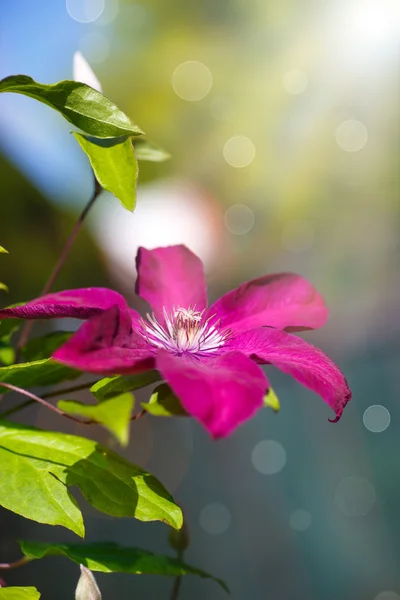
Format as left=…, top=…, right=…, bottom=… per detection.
left=0, top=1, right=399, bottom=599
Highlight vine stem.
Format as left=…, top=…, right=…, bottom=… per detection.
left=0, top=556, right=31, bottom=570
left=16, top=177, right=102, bottom=355
left=169, top=550, right=184, bottom=600
left=0, top=382, right=93, bottom=425
left=0, top=379, right=99, bottom=419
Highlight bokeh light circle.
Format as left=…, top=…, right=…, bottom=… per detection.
left=223, top=135, right=255, bottom=167
left=224, top=204, right=255, bottom=235
left=335, top=476, right=376, bottom=516
left=363, top=405, right=391, bottom=433
left=172, top=61, right=212, bottom=101
left=283, top=69, right=308, bottom=94
left=374, top=592, right=400, bottom=600
left=66, top=0, right=105, bottom=23
left=335, top=119, right=368, bottom=152
left=289, top=509, right=312, bottom=531
left=199, top=503, right=231, bottom=535
left=251, top=440, right=287, bottom=475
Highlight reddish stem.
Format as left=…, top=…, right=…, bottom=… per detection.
left=0, top=382, right=93, bottom=425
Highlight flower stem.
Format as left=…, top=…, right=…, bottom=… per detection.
left=0, top=556, right=31, bottom=570
left=0, top=382, right=93, bottom=424
left=16, top=177, right=102, bottom=355
left=169, top=551, right=184, bottom=600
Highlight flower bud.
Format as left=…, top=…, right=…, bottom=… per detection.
left=75, top=565, right=102, bottom=600
left=168, top=520, right=190, bottom=554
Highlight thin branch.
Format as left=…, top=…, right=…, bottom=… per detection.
left=42, top=379, right=99, bottom=399
left=0, top=379, right=99, bottom=419
left=0, top=556, right=31, bottom=570
left=17, top=177, right=102, bottom=354
left=169, top=576, right=182, bottom=600
left=0, top=382, right=93, bottom=425
left=130, top=409, right=146, bottom=421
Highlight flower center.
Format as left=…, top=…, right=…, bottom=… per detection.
left=139, top=306, right=230, bottom=356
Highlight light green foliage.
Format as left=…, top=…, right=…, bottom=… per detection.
left=263, top=387, right=280, bottom=412
left=133, top=138, right=171, bottom=162
left=142, top=383, right=187, bottom=417
left=74, top=134, right=138, bottom=211
left=0, top=421, right=183, bottom=535
left=0, top=76, right=143, bottom=138
left=21, top=541, right=228, bottom=592
left=0, top=358, right=80, bottom=393
left=0, top=588, right=41, bottom=599
left=58, top=392, right=134, bottom=446
left=0, top=246, right=8, bottom=253
left=91, top=371, right=160, bottom=402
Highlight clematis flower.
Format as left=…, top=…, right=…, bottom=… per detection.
left=0, top=245, right=351, bottom=437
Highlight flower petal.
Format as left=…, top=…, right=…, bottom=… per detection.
left=208, top=273, right=328, bottom=333
left=54, top=306, right=155, bottom=374
left=135, top=245, right=207, bottom=320
left=156, top=350, right=268, bottom=438
left=227, top=328, right=351, bottom=421
left=0, top=288, right=131, bottom=321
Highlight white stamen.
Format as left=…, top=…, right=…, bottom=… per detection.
left=138, top=306, right=229, bottom=356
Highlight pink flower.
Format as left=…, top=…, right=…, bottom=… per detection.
left=0, top=245, right=351, bottom=437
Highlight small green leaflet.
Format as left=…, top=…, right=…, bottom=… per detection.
left=0, top=358, right=80, bottom=394
left=58, top=392, right=134, bottom=446
left=0, top=587, right=41, bottom=600
left=0, top=75, right=143, bottom=138
left=74, top=134, right=138, bottom=211
left=0, top=420, right=182, bottom=536
left=20, top=541, right=228, bottom=593
left=0, top=319, right=22, bottom=367
left=133, top=138, right=171, bottom=162
left=91, top=370, right=160, bottom=402
left=0, top=245, right=8, bottom=295
left=263, top=387, right=280, bottom=412
left=142, top=383, right=187, bottom=417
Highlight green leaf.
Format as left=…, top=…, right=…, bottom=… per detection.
left=141, top=384, right=187, bottom=417
left=74, top=134, right=138, bottom=211
left=0, top=358, right=80, bottom=394
left=263, top=387, right=280, bottom=412
left=0, top=246, right=8, bottom=254
left=0, top=587, right=41, bottom=600
left=0, top=75, right=143, bottom=138
left=0, top=420, right=182, bottom=534
left=20, top=541, right=228, bottom=592
left=0, top=283, right=9, bottom=293
left=21, top=331, right=72, bottom=362
left=58, top=392, right=134, bottom=446
left=133, top=138, right=171, bottom=162
left=91, top=371, right=160, bottom=402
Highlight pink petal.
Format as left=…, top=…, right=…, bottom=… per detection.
left=0, top=288, right=132, bottom=321
left=135, top=246, right=207, bottom=321
left=227, top=328, right=351, bottom=421
left=156, top=350, right=268, bottom=438
left=208, top=273, right=328, bottom=333
left=54, top=306, right=155, bottom=375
